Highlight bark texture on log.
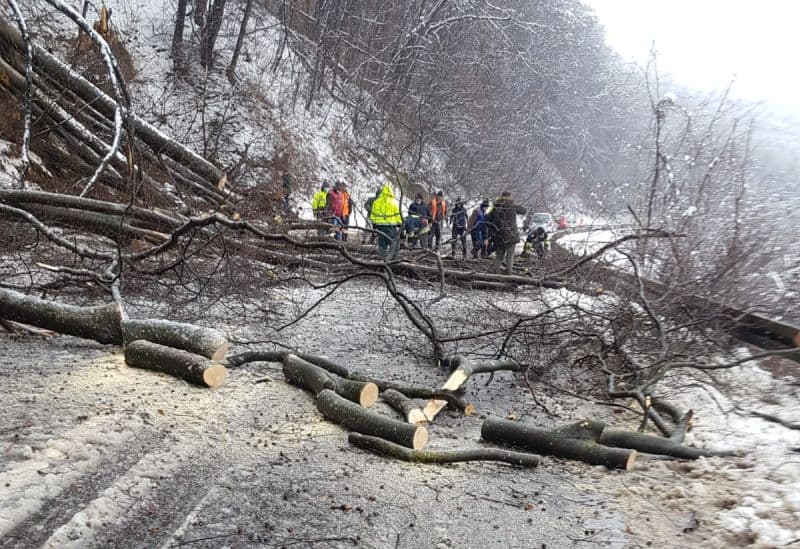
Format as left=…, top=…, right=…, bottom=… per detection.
left=382, top=389, right=428, bottom=425
left=122, top=319, right=229, bottom=360
left=226, top=350, right=286, bottom=367
left=125, top=339, right=227, bottom=387
left=0, top=288, right=123, bottom=344
left=481, top=417, right=637, bottom=470
left=316, top=389, right=428, bottom=449
left=348, top=433, right=539, bottom=467
left=598, top=429, right=718, bottom=459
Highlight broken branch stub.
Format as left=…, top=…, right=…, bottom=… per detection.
left=124, top=339, right=227, bottom=388
left=423, top=355, right=520, bottom=422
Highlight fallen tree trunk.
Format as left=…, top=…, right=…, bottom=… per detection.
left=13, top=204, right=168, bottom=243
left=0, top=287, right=123, bottom=344
left=282, top=354, right=378, bottom=406
left=124, top=339, right=227, bottom=387
left=597, top=428, right=719, bottom=459
left=122, top=319, right=229, bottom=360
left=381, top=389, right=428, bottom=425
left=0, top=189, right=184, bottom=231
left=348, top=433, right=539, bottom=467
left=423, top=355, right=521, bottom=422
left=481, top=417, right=637, bottom=470
left=316, top=389, right=428, bottom=449
left=0, top=20, right=225, bottom=190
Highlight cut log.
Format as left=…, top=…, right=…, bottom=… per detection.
left=122, top=319, right=229, bottom=360
left=316, top=389, right=428, bottom=449
left=282, top=353, right=337, bottom=395
left=481, top=417, right=636, bottom=470
left=348, top=433, right=539, bottom=467
left=382, top=389, right=428, bottom=425
left=230, top=351, right=474, bottom=413
left=226, top=350, right=287, bottom=367
left=423, top=355, right=521, bottom=422
left=0, top=288, right=123, bottom=344
left=125, top=340, right=227, bottom=388
left=293, top=352, right=350, bottom=377
left=282, top=354, right=377, bottom=406
left=336, top=378, right=379, bottom=407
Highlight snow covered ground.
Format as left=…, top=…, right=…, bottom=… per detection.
left=2, top=283, right=798, bottom=548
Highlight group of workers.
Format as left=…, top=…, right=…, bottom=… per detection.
left=311, top=181, right=540, bottom=275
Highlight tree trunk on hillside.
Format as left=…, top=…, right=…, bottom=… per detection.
left=125, top=340, right=228, bottom=387
left=200, top=0, right=228, bottom=69
left=171, top=0, right=189, bottom=67
left=0, top=288, right=123, bottom=344
left=226, top=0, right=254, bottom=80
left=194, top=0, right=208, bottom=28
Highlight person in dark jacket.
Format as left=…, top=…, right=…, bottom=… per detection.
left=468, top=201, right=490, bottom=259
left=406, top=193, right=431, bottom=248
left=485, top=191, right=527, bottom=274
left=449, top=198, right=468, bottom=259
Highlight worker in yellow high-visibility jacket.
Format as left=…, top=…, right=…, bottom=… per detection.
left=369, top=183, right=402, bottom=259
left=311, top=182, right=330, bottom=236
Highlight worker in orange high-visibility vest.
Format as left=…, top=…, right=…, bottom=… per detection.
left=429, top=190, right=447, bottom=252
left=339, top=179, right=355, bottom=242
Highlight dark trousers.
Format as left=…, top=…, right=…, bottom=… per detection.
left=375, top=225, right=398, bottom=256
left=451, top=227, right=467, bottom=258
left=430, top=222, right=441, bottom=250
left=494, top=245, right=514, bottom=274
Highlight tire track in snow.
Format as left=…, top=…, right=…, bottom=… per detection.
left=0, top=413, right=154, bottom=547
left=39, top=440, right=194, bottom=548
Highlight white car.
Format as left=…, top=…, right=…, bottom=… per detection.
left=530, top=212, right=557, bottom=234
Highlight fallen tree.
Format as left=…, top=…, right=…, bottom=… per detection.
left=0, top=287, right=123, bottom=344
left=229, top=350, right=475, bottom=415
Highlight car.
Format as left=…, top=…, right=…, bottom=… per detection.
left=530, top=212, right=558, bottom=234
